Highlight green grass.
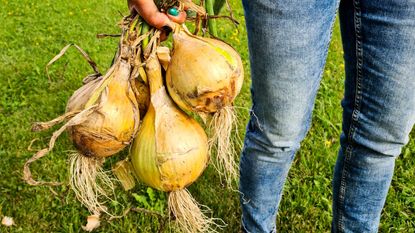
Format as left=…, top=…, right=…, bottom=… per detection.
left=0, top=0, right=414, bottom=232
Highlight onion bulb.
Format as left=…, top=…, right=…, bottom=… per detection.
left=167, top=25, right=243, bottom=114
left=24, top=42, right=144, bottom=215
left=166, top=25, right=244, bottom=184
left=131, top=55, right=215, bottom=232
left=67, top=58, right=139, bottom=158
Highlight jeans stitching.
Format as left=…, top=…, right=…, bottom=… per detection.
left=241, top=217, right=251, bottom=233
left=336, top=0, right=364, bottom=232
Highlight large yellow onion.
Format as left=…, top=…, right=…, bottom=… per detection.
left=131, top=55, right=208, bottom=190
left=166, top=25, right=243, bottom=114
left=131, top=55, right=213, bottom=233
left=67, top=58, right=140, bottom=157
left=24, top=43, right=147, bottom=215
left=65, top=56, right=145, bottom=215
left=166, top=25, right=244, bottom=184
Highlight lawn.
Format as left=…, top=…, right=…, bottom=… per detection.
left=0, top=0, right=414, bottom=232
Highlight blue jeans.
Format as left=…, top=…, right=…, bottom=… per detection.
left=239, top=0, right=415, bottom=232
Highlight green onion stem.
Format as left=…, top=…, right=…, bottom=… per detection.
left=205, top=0, right=218, bottom=37
left=141, top=21, right=150, bottom=51
left=129, top=17, right=139, bottom=35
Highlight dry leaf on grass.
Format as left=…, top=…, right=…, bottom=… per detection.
left=1, top=216, right=15, bottom=227
left=81, top=215, right=100, bottom=232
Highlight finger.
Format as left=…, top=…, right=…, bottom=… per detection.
left=160, top=31, right=168, bottom=41
left=132, top=0, right=171, bottom=29
left=166, top=10, right=187, bottom=24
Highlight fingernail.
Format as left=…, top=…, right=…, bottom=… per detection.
left=162, top=25, right=172, bottom=34
left=167, top=7, right=180, bottom=17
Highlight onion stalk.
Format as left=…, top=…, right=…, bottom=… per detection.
left=205, top=0, right=218, bottom=37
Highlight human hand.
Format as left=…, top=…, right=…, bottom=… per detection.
left=128, top=0, right=186, bottom=39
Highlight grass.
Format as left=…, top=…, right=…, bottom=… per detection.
left=0, top=0, right=414, bottom=232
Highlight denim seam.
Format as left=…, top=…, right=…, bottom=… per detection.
left=241, top=217, right=251, bottom=233
left=336, top=0, right=364, bottom=232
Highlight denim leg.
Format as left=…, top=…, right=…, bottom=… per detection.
left=240, top=0, right=339, bottom=232
left=333, top=0, right=415, bottom=232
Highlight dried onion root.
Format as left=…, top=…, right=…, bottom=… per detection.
left=206, top=106, right=241, bottom=185
left=69, top=153, right=113, bottom=215
left=168, top=189, right=222, bottom=233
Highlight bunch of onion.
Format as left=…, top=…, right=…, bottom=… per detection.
left=130, top=42, right=220, bottom=231
left=24, top=17, right=150, bottom=215
left=166, top=24, right=244, bottom=184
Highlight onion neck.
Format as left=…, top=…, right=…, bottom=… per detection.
left=205, top=0, right=218, bottom=37
left=145, top=56, right=164, bottom=94
left=141, top=21, right=150, bottom=51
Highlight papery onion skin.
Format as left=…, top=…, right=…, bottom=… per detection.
left=133, top=78, right=150, bottom=118
left=166, top=26, right=244, bottom=114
